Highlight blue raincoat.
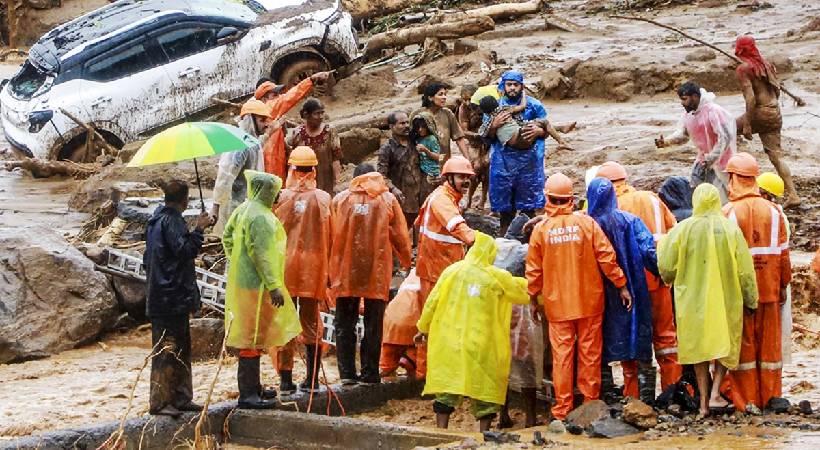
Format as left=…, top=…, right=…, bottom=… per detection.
left=488, top=71, right=548, bottom=213
left=587, top=178, right=658, bottom=363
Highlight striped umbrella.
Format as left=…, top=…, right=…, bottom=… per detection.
left=128, top=122, right=260, bottom=210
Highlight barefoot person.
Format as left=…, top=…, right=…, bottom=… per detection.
left=658, top=183, right=758, bottom=418
left=655, top=81, right=736, bottom=203
left=734, top=35, right=799, bottom=207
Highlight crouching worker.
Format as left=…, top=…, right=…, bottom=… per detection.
left=416, top=232, right=530, bottom=432
left=223, top=171, right=302, bottom=409
left=380, top=269, right=422, bottom=378
left=145, top=180, right=211, bottom=417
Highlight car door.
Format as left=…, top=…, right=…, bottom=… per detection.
left=81, top=37, right=175, bottom=140
left=153, top=22, right=227, bottom=120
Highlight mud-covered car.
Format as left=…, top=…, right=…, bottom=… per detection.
left=0, top=0, right=358, bottom=161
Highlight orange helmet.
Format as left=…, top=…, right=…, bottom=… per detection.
left=240, top=98, right=272, bottom=118
left=441, top=156, right=475, bottom=176
left=597, top=161, right=628, bottom=181
left=545, top=172, right=574, bottom=198
left=288, top=146, right=318, bottom=167
left=725, top=152, right=760, bottom=177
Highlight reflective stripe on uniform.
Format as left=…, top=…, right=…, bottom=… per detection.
left=650, top=196, right=664, bottom=242
left=420, top=226, right=463, bottom=244
left=421, top=192, right=464, bottom=245
left=760, top=361, right=783, bottom=370
left=748, top=206, right=787, bottom=255
left=655, top=346, right=677, bottom=356
left=446, top=215, right=465, bottom=232
left=734, top=361, right=757, bottom=371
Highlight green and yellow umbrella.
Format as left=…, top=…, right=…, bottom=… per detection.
left=128, top=122, right=260, bottom=210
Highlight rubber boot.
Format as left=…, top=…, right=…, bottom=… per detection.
left=299, top=345, right=322, bottom=392
left=237, top=356, right=277, bottom=409
left=279, top=370, right=297, bottom=395
left=638, top=363, right=657, bottom=406
left=601, top=364, right=619, bottom=405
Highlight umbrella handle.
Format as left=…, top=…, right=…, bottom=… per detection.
left=193, top=158, right=205, bottom=213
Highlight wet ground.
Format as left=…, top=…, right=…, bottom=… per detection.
left=0, top=0, right=819, bottom=446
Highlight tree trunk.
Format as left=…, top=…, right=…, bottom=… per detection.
left=342, top=0, right=428, bottom=22
left=431, top=1, right=545, bottom=23
left=365, top=16, right=495, bottom=58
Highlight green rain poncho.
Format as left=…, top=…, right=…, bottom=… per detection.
left=658, top=184, right=757, bottom=369
left=417, top=232, right=529, bottom=405
left=223, top=170, right=301, bottom=349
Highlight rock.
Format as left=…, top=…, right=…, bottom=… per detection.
left=667, top=404, right=684, bottom=418
left=464, top=211, right=500, bottom=237
left=766, top=397, right=790, bottom=414
left=657, top=414, right=679, bottom=423
left=587, top=417, right=641, bottom=438
left=539, top=68, right=571, bottom=99
left=623, top=398, right=658, bottom=429
left=0, top=226, right=119, bottom=363
left=532, top=430, right=546, bottom=445
left=548, top=419, right=566, bottom=433
left=453, top=38, right=479, bottom=55
left=111, top=276, right=147, bottom=322
left=768, top=54, right=794, bottom=73
left=458, top=437, right=480, bottom=449
left=482, top=431, right=519, bottom=443
left=339, top=128, right=384, bottom=165
left=416, top=74, right=452, bottom=95
left=566, top=399, right=610, bottom=429
left=685, top=48, right=717, bottom=62
left=799, top=400, right=813, bottom=415
left=560, top=58, right=582, bottom=77
left=190, top=318, right=224, bottom=361
left=565, top=423, right=583, bottom=435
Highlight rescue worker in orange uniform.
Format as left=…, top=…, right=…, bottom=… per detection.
left=379, top=270, right=422, bottom=378
left=270, top=146, right=332, bottom=394
left=255, top=71, right=332, bottom=178
left=328, top=163, right=412, bottom=385
left=722, top=152, right=791, bottom=414
left=414, top=156, right=477, bottom=379
left=596, top=161, right=683, bottom=397
left=525, top=172, right=630, bottom=420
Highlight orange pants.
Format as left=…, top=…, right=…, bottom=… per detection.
left=622, top=286, right=682, bottom=397
left=379, top=343, right=417, bottom=375
left=728, top=302, right=782, bottom=411
left=549, top=314, right=603, bottom=420
left=270, top=298, right=321, bottom=372
left=415, top=278, right=436, bottom=379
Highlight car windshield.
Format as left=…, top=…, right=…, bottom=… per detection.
left=8, top=61, right=48, bottom=100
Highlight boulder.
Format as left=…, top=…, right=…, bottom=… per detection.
left=566, top=399, right=610, bottom=429
left=685, top=48, right=717, bottom=62
left=453, top=38, right=479, bottom=55
left=464, top=211, right=500, bottom=237
left=586, top=417, right=641, bottom=438
left=548, top=419, right=566, bottom=433
left=623, top=398, right=658, bottom=429
left=799, top=400, right=813, bottom=415
left=766, top=397, right=790, bottom=414
left=339, top=128, right=384, bottom=165
left=0, top=226, right=119, bottom=363
left=190, top=318, right=224, bottom=361
left=111, top=276, right=147, bottom=322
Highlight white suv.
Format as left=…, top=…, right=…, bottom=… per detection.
left=0, top=0, right=358, bottom=161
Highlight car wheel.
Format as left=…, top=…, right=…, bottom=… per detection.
left=58, top=130, right=123, bottom=163
left=276, top=57, right=335, bottom=96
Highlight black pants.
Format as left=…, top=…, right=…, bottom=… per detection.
left=334, top=298, right=386, bottom=381
left=149, top=314, right=193, bottom=412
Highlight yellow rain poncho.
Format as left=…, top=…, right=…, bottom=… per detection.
left=417, top=232, right=529, bottom=405
left=223, top=170, right=301, bottom=349
left=658, top=184, right=757, bottom=369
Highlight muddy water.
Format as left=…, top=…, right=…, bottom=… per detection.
left=0, top=328, right=341, bottom=439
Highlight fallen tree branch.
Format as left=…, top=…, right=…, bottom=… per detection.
left=210, top=97, right=241, bottom=109
left=610, top=15, right=807, bottom=106
left=4, top=158, right=101, bottom=178
left=364, top=16, right=495, bottom=58
left=59, top=108, right=122, bottom=156
left=432, top=1, right=545, bottom=23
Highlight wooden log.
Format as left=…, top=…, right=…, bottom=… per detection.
left=342, top=0, right=427, bottom=22
left=59, top=108, right=121, bottom=156
left=432, top=1, right=545, bottom=23
left=364, top=16, right=495, bottom=58
left=4, top=158, right=100, bottom=178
